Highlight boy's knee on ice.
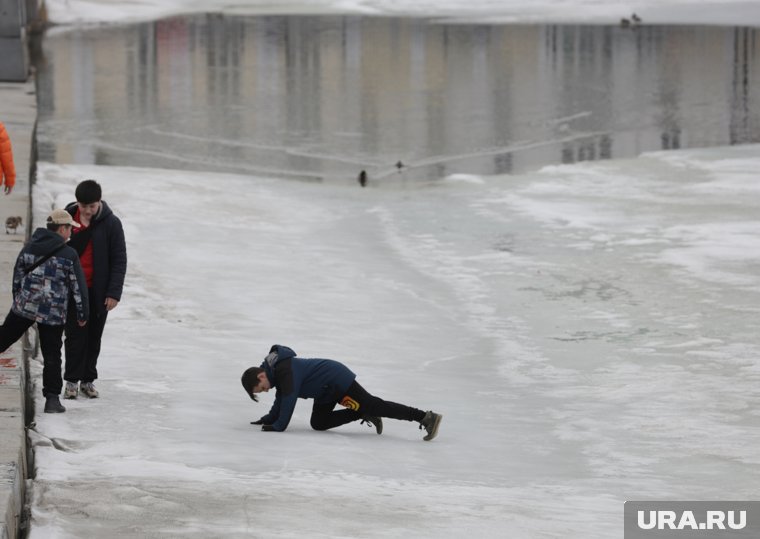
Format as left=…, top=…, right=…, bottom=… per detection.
left=310, top=417, right=330, bottom=431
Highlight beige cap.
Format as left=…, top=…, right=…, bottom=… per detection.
left=47, top=209, right=81, bottom=228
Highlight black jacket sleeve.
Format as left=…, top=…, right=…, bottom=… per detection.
left=106, top=216, right=127, bottom=301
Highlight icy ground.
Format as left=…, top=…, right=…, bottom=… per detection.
left=26, top=0, right=760, bottom=536
left=27, top=142, right=760, bottom=538
left=43, top=0, right=760, bottom=27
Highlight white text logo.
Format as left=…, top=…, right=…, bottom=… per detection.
left=637, top=510, right=746, bottom=531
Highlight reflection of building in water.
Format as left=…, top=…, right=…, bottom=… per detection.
left=653, top=29, right=682, bottom=151
left=494, top=153, right=513, bottom=174
left=661, top=129, right=681, bottom=150
left=653, top=26, right=760, bottom=152
left=730, top=27, right=759, bottom=145
left=561, top=134, right=612, bottom=164
left=37, top=17, right=760, bottom=181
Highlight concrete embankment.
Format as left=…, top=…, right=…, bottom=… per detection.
left=0, top=79, right=37, bottom=539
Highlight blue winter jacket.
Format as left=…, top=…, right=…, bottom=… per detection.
left=259, top=345, right=356, bottom=432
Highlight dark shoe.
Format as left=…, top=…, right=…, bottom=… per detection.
left=360, top=415, right=383, bottom=435
left=419, top=411, right=442, bottom=441
left=44, top=395, right=66, bottom=414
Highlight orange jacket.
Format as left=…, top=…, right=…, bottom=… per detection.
left=0, top=121, right=17, bottom=190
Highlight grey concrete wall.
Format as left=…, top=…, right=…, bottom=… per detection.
left=0, top=80, right=36, bottom=539
left=0, top=38, right=28, bottom=82
left=0, top=0, right=29, bottom=81
left=0, top=0, right=25, bottom=36
left=23, top=0, right=38, bottom=27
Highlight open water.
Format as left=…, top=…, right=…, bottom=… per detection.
left=34, top=16, right=760, bottom=183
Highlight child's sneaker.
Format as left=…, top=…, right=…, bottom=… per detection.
left=80, top=382, right=99, bottom=398
left=419, top=411, right=442, bottom=441
left=64, top=381, right=78, bottom=400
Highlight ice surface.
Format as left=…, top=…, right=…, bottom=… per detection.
left=43, top=0, right=760, bottom=27
left=26, top=0, right=760, bottom=536
left=27, top=143, right=760, bottom=537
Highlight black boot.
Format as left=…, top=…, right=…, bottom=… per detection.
left=44, top=395, right=66, bottom=413
left=419, top=411, right=442, bottom=441
left=360, top=415, right=383, bottom=435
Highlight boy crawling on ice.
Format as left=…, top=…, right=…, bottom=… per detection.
left=241, top=345, right=442, bottom=441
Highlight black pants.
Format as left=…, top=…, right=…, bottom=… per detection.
left=310, top=380, right=426, bottom=431
left=0, top=311, right=65, bottom=396
left=64, top=291, right=108, bottom=383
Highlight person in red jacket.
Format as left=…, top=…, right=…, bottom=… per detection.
left=63, top=179, right=127, bottom=400
left=0, top=121, right=16, bottom=195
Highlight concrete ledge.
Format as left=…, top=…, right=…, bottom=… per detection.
left=0, top=36, right=29, bottom=82
left=0, top=351, right=27, bottom=539
left=0, top=79, right=36, bottom=539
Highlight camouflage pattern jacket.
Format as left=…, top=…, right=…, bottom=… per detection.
left=12, top=228, right=89, bottom=326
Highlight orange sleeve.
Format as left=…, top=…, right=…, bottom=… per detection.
left=0, top=122, right=17, bottom=189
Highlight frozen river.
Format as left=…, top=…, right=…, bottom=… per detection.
left=29, top=143, right=760, bottom=537
left=25, top=5, right=760, bottom=539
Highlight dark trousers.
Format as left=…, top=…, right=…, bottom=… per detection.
left=64, top=291, right=108, bottom=383
left=0, top=310, right=65, bottom=396
left=310, top=380, right=426, bottom=431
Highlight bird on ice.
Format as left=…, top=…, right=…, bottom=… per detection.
left=5, top=216, right=22, bottom=234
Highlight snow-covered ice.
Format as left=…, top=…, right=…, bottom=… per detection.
left=28, top=142, right=760, bottom=537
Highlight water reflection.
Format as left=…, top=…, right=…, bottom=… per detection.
left=35, top=16, right=760, bottom=183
